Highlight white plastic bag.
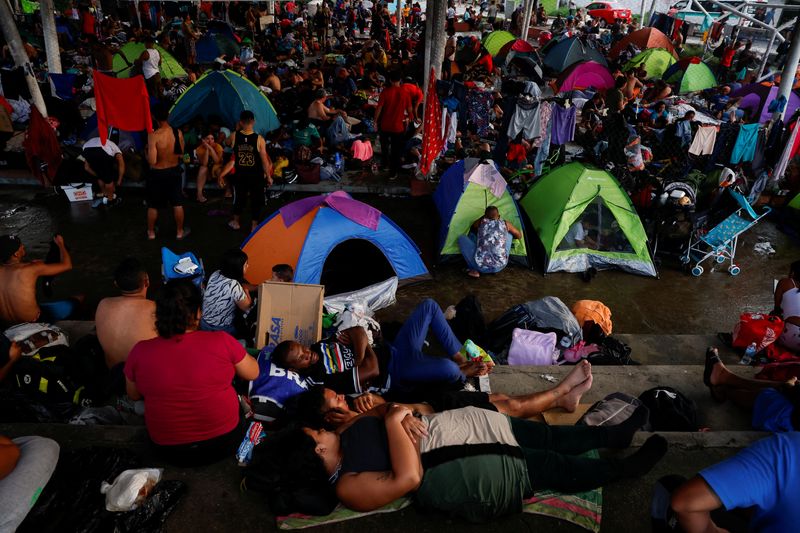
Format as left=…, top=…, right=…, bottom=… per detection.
left=4, top=323, right=68, bottom=356
left=100, top=468, right=163, bottom=512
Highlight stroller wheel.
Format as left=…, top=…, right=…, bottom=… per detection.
left=715, top=254, right=726, bottom=264
left=681, top=255, right=691, bottom=264
left=691, top=265, right=704, bottom=277
left=729, top=265, right=741, bottom=276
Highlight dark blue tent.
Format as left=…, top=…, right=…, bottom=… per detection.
left=196, top=20, right=240, bottom=63
left=543, top=36, right=607, bottom=73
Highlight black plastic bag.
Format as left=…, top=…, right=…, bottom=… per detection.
left=114, top=480, right=187, bottom=533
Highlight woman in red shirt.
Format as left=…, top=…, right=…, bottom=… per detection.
left=124, top=279, right=259, bottom=466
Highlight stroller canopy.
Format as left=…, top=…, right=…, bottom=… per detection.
left=433, top=158, right=529, bottom=266
left=520, top=162, right=656, bottom=277
left=112, top=42, right=187, bottom=79
left=168, top=70, right=279, bottom=135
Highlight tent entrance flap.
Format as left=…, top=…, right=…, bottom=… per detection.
left=557, top=196, right=634, bottom=254
left=320, top=239, right=397, bottom=296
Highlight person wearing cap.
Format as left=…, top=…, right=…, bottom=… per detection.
left=331, top=67, right=357, bottom=100
left=0, top=235, right=75, bottom=325
left=239, top=37, right=254, bottom=64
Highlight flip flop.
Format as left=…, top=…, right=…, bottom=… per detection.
left=703, top=347, right=725, bottom=402
left=176, top=227, right=191, bottom=240
left=196, top=197, right=208, bottom=204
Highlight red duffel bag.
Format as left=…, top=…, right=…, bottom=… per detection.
left=732, top=313, right=784, bottom=349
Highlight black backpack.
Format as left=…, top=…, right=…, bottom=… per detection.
left=485, top=304, right=535, bottom=353
left=586, top=335, right=638, bottom=365
left=13, top=345, right=91, bottom=406
left=638, top=386, right=697, bottom=431
left=447, top=294, right=487, bottom=346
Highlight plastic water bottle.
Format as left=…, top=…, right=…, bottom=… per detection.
left=740, top=342, right=757, bottom=365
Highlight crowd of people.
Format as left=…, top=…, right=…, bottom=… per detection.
left=1, top=0, right=800, bottom=530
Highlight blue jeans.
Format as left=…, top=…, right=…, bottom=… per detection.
left=457, top=233, right=513, bottom=274
left=389, top=299, right=464, bottom=388
left=200, top=317, right=237, bottom=336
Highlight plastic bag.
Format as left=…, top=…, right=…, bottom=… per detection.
left=508, top=329, right=557, bottom=365
left=101, top=468, right=163, bottom=512
left=113, top=480, right=186, bottom=533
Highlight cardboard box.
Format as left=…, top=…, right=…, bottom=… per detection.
left=255, top=281, right=325, bottom=350
left=61, top=184, right=93, bottom=202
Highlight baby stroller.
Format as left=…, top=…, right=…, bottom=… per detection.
left=682, top=189, right=771, bottom=277
left=161, top=247, right=205, bottom=288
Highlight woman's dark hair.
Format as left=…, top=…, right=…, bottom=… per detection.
left=155, top=279, right=203, bottom=338
left=220, top=248, right=248, bottom=282
left=245, top=425, right=336, bottom=515
left=284, top=386, right=328, bottom=428
left=791, top=260, right=800, bottom=282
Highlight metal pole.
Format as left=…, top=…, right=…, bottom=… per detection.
left=0, top=0, right=46, bottom=116
left=706, top=0, right=785, bottom=43
left=520, top=0, right=534, bottom=41
left=134, top=0, right=142, bottom=28
left=39, top=0, right=62, bottom=73
left=774, top=29, right=800, bottom=121
left=639, top=0, right=647, bottom=25
left=397, top=0, right=402, bottom=37
left=757, top=31, right=776, bottom=79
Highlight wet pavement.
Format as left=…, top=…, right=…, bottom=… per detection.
left=0, top=185, right=796, bottom=335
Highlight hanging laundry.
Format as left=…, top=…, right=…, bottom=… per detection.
left=351, top=139, right=374, bottom=161
left=48, top=73, right=77, bottom=100
left=551, top=105, right=577, bottom=145
left=465, top=90, right=494, bottom=138
left=420, top=70, right=444, bottom=176
left=24, top=107, right=62, bottom=187
left=532, top=102, right=553, bottom=148
left=93, top=72, right=152, bottom=144
left=730, top=123, right=760, bottom=164
left=507, top=95, right=540, bottom=139
left=705, top=122, right=739, bottom=170
left=688, top=125, right=718, bottom=156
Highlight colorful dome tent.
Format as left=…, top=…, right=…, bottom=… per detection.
left=433, top=158, right=529, bottom=266
left=169, top=70, right=279, bottom=136
left=520, top=163, right=656, bottom=277
left=482, top=30, right=517, bottom=57
left=495, top=38, right=536, bottom=63
left=731, top=83, right=800, bottom=123
left=622, top=48, right=677, bottom=80
left=556, top=61, right=615, bottom=93
left=242, top=192, right=430, bottom=294
left=112, top=42, right=187, bottom=79
left=662, top=57, right=717, bottom=94
left=196, top=21, right=241, bottom=64
left=608, top=27, right=677, bottom=60
left=543, top=35, right=607, bottom=73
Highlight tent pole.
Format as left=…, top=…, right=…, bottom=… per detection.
left=757, top=31, right=777, bottom=80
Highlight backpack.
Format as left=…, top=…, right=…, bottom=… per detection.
left=4, top=322, right=68, bottom=356
left=13, top=345, right=91, bottom=406
left=578, top=392, right=649, bottom=427
left=486, top=304, right=535, bottom=353
left=447, top=294, right=487, bottom=346
left=586, top=335, right=637, bottom=365
left=638, top=386, right=697, bottom=431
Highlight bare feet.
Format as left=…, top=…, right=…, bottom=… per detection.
left=460, top=360, right=490, bottom=377
left=467, top=270, right=480, bottom=278
left=556, top=373, right=594, bottom=412
left=560, top=359, right=592, bottom=390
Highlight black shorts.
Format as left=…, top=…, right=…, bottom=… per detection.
left=146, top=166, right=183, bottom=208
left=423, top=391, right=497, bottom=413
left=83, top=147, right=116, bottom=184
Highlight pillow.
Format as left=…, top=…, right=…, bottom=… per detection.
left=248, top=347, right=310, bottom=423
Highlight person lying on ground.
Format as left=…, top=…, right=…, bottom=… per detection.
left=124, top=279, right=259, bottom=466
left=95, top=257, right=157, bottom=370
left=671, top=432, right=800, bottom=533
left=458, top=206, right=522, bottom=279
left=0, top=434, right=59, bottom=532
left=271, top=298, right=492, bottom=397
left=201, top=248, right=254, bottom=337
left=291, top=360, right=594, bottom=428
left=773, top=259, right=800, bottom=352
left=704, top=347, right=799, bottom=431
left=0, top=235, right=78, bottom=325
left=261, top=403, right=665, bottom=520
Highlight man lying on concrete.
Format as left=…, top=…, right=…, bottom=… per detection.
left=290, top=360, right=595, bottom=428
left=270, top=299, right=491, bottom=397
left=0, top=235, right=78, bottom=325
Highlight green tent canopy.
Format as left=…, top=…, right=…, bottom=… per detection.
left=113, top=42, right=188, bottom=79
left=663, top=57, right=717, bottom=94
left=789, top=192, right=800, bottom=210
left=622, top=48, right=677, bottom=80
left=482, top=30, right=517, bottom=57
left=433, top=158, right=528, bottom=265
left=520, top=162, right=656, bottom=277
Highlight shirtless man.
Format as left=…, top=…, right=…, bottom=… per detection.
left=95, top=258, right=157, bottom=369
left=0, top=235, right=73, bottom=325
left=307, top=88, right=347, bottom=122
left=146, top=105, right=188, bottom=240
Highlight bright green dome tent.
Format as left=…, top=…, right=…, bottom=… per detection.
left=113, top=42, right=188, bottom=79
left=520, top=162, right=656, bottom=277
left=662, top=57, right=717, bottom=94
left=482, top=30, right=516, bottom=57
left=622, top=48, right=677, bottom=80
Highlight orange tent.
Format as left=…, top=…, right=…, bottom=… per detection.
left=609, top=28, right=678, bottom=60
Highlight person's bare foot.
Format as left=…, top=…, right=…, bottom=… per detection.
left=460, top=360, right=489, bottom=377
left=467, top=270, right=480, bottom=278
left=560, top=359, right=592, bottom=390
left=556, top=373, right=593, bottom=412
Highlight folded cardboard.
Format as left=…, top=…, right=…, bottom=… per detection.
left=255, top=281, right=325, bottom=350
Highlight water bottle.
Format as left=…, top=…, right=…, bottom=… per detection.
left=740, top=342, right=757, bottom=365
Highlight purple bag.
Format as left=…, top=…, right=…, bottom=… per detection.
left=507, top=328, right=557, bottom=365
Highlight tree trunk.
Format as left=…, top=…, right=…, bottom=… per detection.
left=40, top=0, right=62, bottom=74
left=0, top=0, right=46, bottom=115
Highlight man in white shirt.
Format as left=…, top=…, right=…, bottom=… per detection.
left=139, top=37, right=162, bottom=98
left=82, top=135, right=124, bottom=207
